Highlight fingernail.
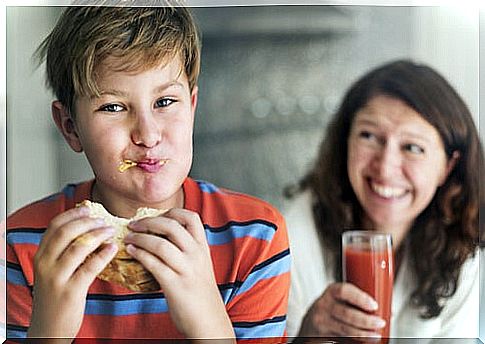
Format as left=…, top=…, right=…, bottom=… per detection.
left=369, top=299, right=379, bottom=310
left=124, top=232, right=134, bottom=241
left=128, top=221, right=139, bottom=230
left=374, top=318, right=386, bottom=328
left=126, top=244, right=136, bottom=254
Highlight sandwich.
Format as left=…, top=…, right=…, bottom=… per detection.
left=77, top=200, right=165, bottom=292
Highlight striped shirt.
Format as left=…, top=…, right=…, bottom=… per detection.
left=6, top=178, right=290, bottom=340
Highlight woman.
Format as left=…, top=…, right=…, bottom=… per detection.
left=285, top=60, right=483, bottom=340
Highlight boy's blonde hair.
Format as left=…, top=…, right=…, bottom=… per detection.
left=37, top=4, right=201, bottom=118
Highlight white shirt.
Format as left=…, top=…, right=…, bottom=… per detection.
left=284, top=191, right=479, bottom=341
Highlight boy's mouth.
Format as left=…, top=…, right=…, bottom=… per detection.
left=137, top=159, right=168, bottom=173
left=118, top=159, right=168, bottom=173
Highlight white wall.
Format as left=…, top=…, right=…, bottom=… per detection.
left=411, top=6, right=479, bottom=123
left=7, top=6, right=63, bottom=214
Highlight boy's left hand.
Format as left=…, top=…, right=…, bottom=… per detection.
left=124, top=208, right=235, bottom=339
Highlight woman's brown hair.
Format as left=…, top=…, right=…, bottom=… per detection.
left=289, top=60, right=483, bottom=318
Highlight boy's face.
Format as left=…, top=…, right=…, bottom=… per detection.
left=57, top=56, right=198, bottom=210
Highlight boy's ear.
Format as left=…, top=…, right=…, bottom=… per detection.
left=51, top=101, right=83, bottom=153
left=190, top=85, right=198, bottom=115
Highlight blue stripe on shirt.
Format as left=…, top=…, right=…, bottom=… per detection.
left=85, top=286, right=238, bottom=316
left=7, top=221, right=276, bottom=247
left=85, top=296, right=169, bottom=315
left=6, top=266, right=28, bottom=287
left=233, top=316, right=286, bottom=338
left=205, top=222, right=276, bottom=245
left=6, top=230, right=45, bottom=245
left=234, top=250, right=291, bottom=298
left=6, top=324, right=28, bottom=339
left=197, top=180, right=220, bottom=194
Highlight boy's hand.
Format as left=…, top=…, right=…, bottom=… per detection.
left=298, top=282, right=386, bottom=339
left=28, top=206, right=118, bottom=339
left=125, top=209, right=235, bottom=339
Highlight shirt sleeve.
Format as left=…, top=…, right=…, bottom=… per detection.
left=225, top=210, right=291, bottom=340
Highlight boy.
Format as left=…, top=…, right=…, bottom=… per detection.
left=6, top=4, right=290, bottom=341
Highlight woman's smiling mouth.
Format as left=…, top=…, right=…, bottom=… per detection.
left=369, top=180, right=408, bottom=199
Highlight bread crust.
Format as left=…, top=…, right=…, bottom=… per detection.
left=77, top=200, right=165, bottom=292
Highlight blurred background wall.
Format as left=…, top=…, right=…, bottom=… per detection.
left=6, top=5, right=480, bottom=213
left=5, top=4, right=483, bottom=339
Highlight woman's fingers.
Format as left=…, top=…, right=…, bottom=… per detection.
left=329, top=299, right=386, bottom=332
left=329, top=282, right=379, bottom=312
left=301, top=283, right=385, bottom=338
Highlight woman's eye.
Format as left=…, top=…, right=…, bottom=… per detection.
left=98, top=104, right=125, bottom=112
left=358, top=130, right=377, bottom=141
left=155, top=98, right=176, bottom=108
left=404, top=143, right=425, bottom=154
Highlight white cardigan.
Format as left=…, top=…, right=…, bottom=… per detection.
left=284, top=191, right=479, bottom=341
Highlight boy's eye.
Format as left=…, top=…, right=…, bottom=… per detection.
left=155, top=98, right=176, bottom=108
left=98, top=104, right=125, bottom=112
left=404, top=143, right=425, bottom=154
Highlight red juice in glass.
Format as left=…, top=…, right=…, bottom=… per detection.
left=342, top=231, right=394, bottom=341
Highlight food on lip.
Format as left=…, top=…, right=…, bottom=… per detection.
left=118, top=159, right=169, bottom=173
left=118, top=159, right=137, bottom=173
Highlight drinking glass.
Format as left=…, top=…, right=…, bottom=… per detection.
left=342, top=231, right=393, bottom=341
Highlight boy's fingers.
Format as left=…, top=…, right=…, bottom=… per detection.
left=39, top=217, right=107, bottom=262
left=41, top=206, right=90, bottom=247
left=124, top=232, right=185, bottom=272
left=73, top=242, right=118, bottom=287
left=128, top=215, right=193, bottom=251
left=58, top=226, right=116, bottom=278
left=125, top=244, right=176, bottom=285
left=162, top=208, right=206, bottom=245
left=329, top=282, right=378, bottom=312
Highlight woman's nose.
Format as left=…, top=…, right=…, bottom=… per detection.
left=130, top=112, right=162, bottom=148
left=373, top=143, right=402, bottom=179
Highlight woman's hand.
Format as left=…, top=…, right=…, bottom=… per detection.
left=298, top=282, right=386, bottom=339
left=28, top=206, right=118, bottom=339
left=125, top=208, right=235, bottom=339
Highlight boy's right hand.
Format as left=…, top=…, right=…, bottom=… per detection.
left=298, top=282, right=386, bottom=339
left=28, top=205, right=118, bottom=339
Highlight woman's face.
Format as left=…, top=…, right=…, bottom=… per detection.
left=347, top=95, right=455, bottom=242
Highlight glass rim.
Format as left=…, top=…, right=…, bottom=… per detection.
left=342, top=230, right=392, bottom=239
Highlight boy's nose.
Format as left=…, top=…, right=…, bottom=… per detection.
left=131, top=113, right=162, bottom=148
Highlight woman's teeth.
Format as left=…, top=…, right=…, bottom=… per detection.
left=371, top=182, right=406, bottom=198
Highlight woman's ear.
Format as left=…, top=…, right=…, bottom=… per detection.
left=439, top=150, right=460, bottom=186
left=51, top=101, right=83, bottom=152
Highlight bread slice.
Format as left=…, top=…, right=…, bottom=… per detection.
left=77, top=200, right=166, bottom=292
